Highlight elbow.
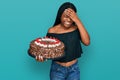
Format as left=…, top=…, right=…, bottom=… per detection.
left=84, top=41, right=90, bottom=46
left=82, top=39, right=90, bottom=46
left=81, top=35, right=90, bottom=46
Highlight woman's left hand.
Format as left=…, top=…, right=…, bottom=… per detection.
left=65, top=8, right=79, bottom=22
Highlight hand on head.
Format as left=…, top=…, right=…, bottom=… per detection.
left=64, top=8, right=79, bottom=22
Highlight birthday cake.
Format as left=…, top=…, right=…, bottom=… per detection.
left=28, top=37, right=65, bottom=59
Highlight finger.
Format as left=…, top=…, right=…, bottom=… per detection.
left=67, top=8, right=75, bottom=12
left=64, top=9, right=74, bottom=19
left=35, top=56, right=39, bottom=61
left=40, top=56, right=44, bottom=62
left=65, top=10, right=71, bottom=17
left=35, top=55, right=42, bottom=62
left=65, top=9, right=72, bottom=14
left=65, top=10, right=73, bottom=17
left=38, top=55, right=42, bottom=61
left=40, top=55, right=45, bottom=62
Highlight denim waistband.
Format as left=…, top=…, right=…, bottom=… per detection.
left=52, top=60, right=78, bottom=68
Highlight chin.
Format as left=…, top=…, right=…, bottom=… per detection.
left=63, top=24, right=72, bottom=28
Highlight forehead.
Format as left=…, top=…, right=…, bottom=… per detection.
left=62, top=11, right=67, bottom=16
left=62, top=8, right=68, bottom=14
left=63, top=8, right=74, bottom=12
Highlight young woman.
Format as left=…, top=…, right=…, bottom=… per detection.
left=36, top=2, right=90, bottom=80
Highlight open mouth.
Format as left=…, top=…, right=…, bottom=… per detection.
left=64, top=21, right=71, bottom=25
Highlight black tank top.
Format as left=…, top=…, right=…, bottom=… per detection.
left=46, top=29, right=83, bottom=62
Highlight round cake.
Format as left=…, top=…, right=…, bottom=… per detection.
left=28, top=36, right=65, bottom=59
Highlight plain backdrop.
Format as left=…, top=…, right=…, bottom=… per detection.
left=0, top=0, right=120, bottom=80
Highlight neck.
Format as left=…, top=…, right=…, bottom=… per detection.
left=60, top=24, right=73, bottom=30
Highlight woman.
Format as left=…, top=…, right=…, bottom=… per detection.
left=36, top=2, right=90, bottom=80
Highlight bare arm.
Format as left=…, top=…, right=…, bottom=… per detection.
left=66, top=8, right=90, bottom=46
left=75, top=19, right=90, bottom=46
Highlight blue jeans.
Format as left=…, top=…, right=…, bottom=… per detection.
left=50, top=60, right=80, bottom=80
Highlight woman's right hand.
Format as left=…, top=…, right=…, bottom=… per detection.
left=35, top=55, right=45, bottom=62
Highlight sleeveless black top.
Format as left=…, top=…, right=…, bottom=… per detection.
left=46, top=29, right=83, bottom=62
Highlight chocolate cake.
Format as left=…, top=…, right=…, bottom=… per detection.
left=28, top=37, right=65, bottom=59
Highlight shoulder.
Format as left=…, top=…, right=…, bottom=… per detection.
left=47, top=25, right=59, bottom=33
left=48, top=27, right=54, bottom=33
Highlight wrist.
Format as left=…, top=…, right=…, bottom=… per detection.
left=74, top=19, right=82, bottom=26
